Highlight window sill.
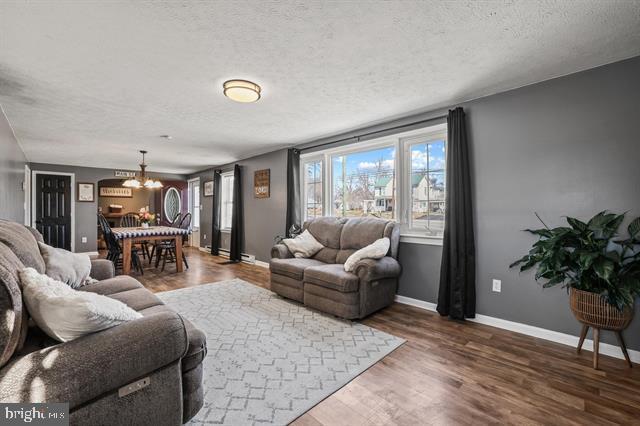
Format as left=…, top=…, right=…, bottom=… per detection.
left=399, top=234, right=443, bottom=246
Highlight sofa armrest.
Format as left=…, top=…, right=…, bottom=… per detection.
left=90, top=259, right=115, bottom=280
left=0, top=311, right=187, bottom=407
left=271, top=244, right=293, bottom=259
left=354, top=257, right=401, bottom=282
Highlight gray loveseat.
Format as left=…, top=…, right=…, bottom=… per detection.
left=270, top=217, right=401, bottom=319
left=0, top=219, right=206, bottom=425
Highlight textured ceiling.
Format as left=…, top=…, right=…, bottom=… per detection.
left=1, top=1, right=639, bottom=174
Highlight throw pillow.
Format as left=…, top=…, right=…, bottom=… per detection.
left=282, top=230, right=324, bottom=258
left=38, top=242, right=94, bottom=288
left=19, top=268, right=142, bottom=342
left=344, top=237, right=390, bottom=272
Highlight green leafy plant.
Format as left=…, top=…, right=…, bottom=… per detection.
left=510, top=211, right=640, bottom=310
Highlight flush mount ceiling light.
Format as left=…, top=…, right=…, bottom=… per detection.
left=223, top=79, right=261, bottom=103
left=122, top=150, right=163, bottom=189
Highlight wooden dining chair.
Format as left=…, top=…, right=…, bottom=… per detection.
left=155, top=212, right=191, bottom=271
left=121, top=212, right=140, bottom=227
left=149, top=211, right=183, bottom=264
left=121, top=212, right=151, bottom=260
left=98, top=213, right=144, bottom=275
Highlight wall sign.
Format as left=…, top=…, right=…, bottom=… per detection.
left=99, top=187, right=133, bottom=198
left=114, top=170, right=136, bottom=178
left=254, top=169, right=270, bottom=198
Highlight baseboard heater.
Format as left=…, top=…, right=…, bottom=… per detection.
left=199, top=246, right=256, bottom=265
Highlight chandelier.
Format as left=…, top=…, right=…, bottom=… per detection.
left=122, top=150, right=163, bottom=189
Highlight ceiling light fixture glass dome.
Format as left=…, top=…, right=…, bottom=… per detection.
left=223, top=79, right=261, bottom=103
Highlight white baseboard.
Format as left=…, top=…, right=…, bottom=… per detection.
left=198, top=247, right=269, bottom=269
left=255, top=260, right=270, bottom=269
left=394, top=294, right=639, bottom=364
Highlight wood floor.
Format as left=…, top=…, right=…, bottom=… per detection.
left=130, top=247, right=640, bottom=426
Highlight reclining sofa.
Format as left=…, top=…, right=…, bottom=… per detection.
left=270, top=217, right=401, bottom=319
left=0, top=219, right=206, bottom=425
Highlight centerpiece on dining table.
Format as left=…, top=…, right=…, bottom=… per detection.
left=138, top=209, right=156, bottom=229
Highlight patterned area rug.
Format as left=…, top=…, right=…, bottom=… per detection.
left=158, top=279, right=404, bottom=425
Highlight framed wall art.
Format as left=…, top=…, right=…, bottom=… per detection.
left=77, top=182, right=95, bottom=202
left=204, top=180, right=214, bottom=197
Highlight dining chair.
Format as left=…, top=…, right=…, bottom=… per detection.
left=149, top=211, right=183, bottom=264
left=155, top=212, right=191, bottom=272
left=98, top=213, right=144, bottom=275
left=121, top=212, right=151, bottom=260
left=120, top=212, right=140, bottom=227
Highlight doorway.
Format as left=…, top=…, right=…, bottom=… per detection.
left=32, top=171, right=75, bottom=250
left=188, top=178, right=201, bottom=248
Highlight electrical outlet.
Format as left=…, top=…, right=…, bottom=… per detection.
left=203, top=234, right=207, bottom=240
left=492, top=279, right=501, bottom=293
left=81, top=237, right=87, bottom=243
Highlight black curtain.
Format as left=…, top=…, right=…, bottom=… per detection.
left=437, top=107, right=476, bottom=320
left=211, top=170, right=222, bottom=256
left=229, top=164, right=243, bottom=262
left=285, top=148, right=301, bottom=237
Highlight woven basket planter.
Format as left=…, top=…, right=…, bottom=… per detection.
left=569, top=287, right=634, bottom=331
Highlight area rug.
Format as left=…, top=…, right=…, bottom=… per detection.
left=158, top=279, right=404, bottom=425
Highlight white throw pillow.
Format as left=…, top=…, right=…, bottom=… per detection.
left=38, top=242, right=96, bottom=288
left=344, top=237, right=390, bottom=272
left=19, top=268, right=142, bottom=342
left=282, top=230, right=324, bottom=258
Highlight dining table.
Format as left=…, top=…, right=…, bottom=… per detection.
left=111, top=226, right=190, bottom=275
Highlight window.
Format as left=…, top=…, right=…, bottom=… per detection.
left=300, top=124, right=447, bottom=243
left=407, top=138, right=446, bottom=237
left=193, top=183, right=200, bottom=227
left=303, top=160, right=323, bottom=219
left=164, top=187, right=181, bottom=223
left=331, top=146, right=395, bottom=219
left=220, top=172, right=234, bottom=230
left=188, top=179, right=200, bottom=229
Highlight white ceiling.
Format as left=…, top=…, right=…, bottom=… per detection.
left=1, top=1, right=639, bottom=174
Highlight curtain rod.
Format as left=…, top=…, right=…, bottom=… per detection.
left=298, top=113, right=448, bottom=153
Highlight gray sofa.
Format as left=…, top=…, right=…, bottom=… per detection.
left=0, top=219, right=206, bottom=425
left=270, top=217, right=401, bottom=319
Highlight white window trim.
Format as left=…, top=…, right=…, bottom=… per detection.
left=301, top=156, right=325, bottom=220
left=220, top=171, right=234, bottom=232
left=400, top=130, right=447, bottom=239
left=299, top=124, right=447, bottom=245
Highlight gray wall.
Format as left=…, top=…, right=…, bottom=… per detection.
left=462, top=56, right=640, bottom=351
left=0, top=107, right=26, bottom=222
left=191, top=56, right=640, bottom=351
left=188, top=149, right=288, bottom=261
left=29, top=163, right=185, bottom=252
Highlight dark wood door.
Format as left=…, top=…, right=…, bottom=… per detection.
left=35, top=174, right=72, bottom=250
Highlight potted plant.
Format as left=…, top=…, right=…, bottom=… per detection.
left=511, top=211, right=640, bottom=369
left=138, top=210, right=156, bottom=229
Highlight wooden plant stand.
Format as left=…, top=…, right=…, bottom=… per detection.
left=570, top=288, right=634, bottom=369
left=576, top=324, right=632, bottom=369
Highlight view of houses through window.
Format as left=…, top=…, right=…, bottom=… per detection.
left=332, top=146, right=396, bottom=219
left=301, top=124, right=447, bottom=239
left=409, top=139, right=446, bottom=236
